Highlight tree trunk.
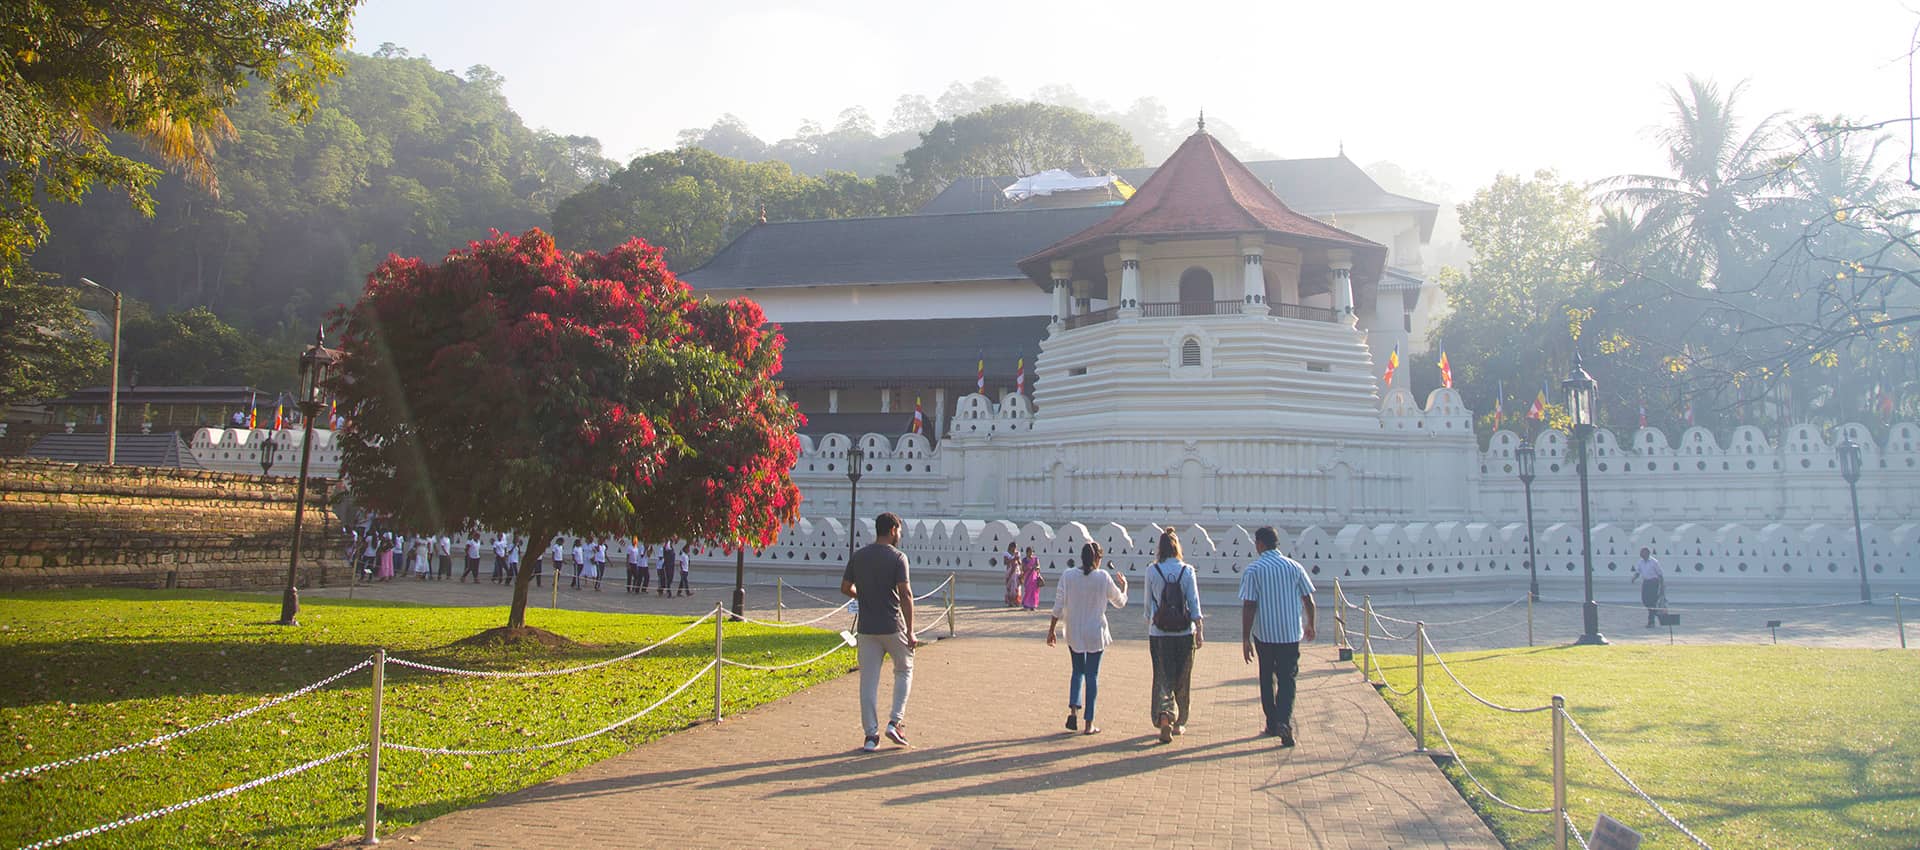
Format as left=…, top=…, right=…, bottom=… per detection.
left=506, top=526, right=548, bottom=629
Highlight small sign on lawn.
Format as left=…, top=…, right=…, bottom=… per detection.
left=1591, top=815, right=1643, bottom=850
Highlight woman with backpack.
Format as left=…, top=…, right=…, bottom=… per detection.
left=1047, top=541, right=1128, bottom=735
left=1146, top=527, right=1204, bottom=744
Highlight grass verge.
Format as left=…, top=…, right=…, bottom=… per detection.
left=1360, top=644, right=1919, bottom=849
left=0, top=590, right=851, bottom=849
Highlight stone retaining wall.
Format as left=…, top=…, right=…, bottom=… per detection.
left=0, top=459, right=338, bottom=591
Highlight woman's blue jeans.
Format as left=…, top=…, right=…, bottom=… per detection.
left=1069, top=650, right=1105, bottom=724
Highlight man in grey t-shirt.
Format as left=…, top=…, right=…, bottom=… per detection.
left=840, top=511, right=916, bottom=752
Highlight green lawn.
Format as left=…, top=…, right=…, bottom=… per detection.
left=0, top=591, right=851, bottom=849
left=1362, top=644, right=1920, bottom=849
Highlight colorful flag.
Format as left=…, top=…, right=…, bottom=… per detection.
left=976, top=359, right=985, bottom=394
left=273, top=399, right=285, bottom=430
left=1015, top=357, right=1025, bottom=396
left=1528, top=382, right=1547, bottom=421
left=1684, top=401, right=1694, bottom=427
left=1381, top=345, right=1401, bottom=389
left=1437, top=344, right=1453, bottom=389
left=1879, top=385, right=1896, bottom=419
left=1638, top=403, right=1647, bottom=429
left=911, top=397, right=925, bottom=434
left=247, top=405, right=257, bottom=429
left=1493, top=380, right=1504, bottom=431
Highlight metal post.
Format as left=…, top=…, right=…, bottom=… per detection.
left=1896, top=594, right=1906, bottom=649
left=1523, top=476, right=1539, bottom=601
left=363, top=649, right=385, bottom=845
left=1552, top=695, right=1568, bottom=850
left=1528, top=592, right=1535, bottom=648
left=1334, top=580, right=1351, bottom=654
left=946, top=572, right=956, bottom=638
left=713, top=603, right=725, bottom=722
left=1414, top=622, right=1427, bottom=753
left=279, top=405, right=320, bottom=626
left=847, top=477, right=860, bottom=562
left=105, top=290, right=120, bottom=466
left=1574, top=427, right=1605, bottom=645
left=731, top=545, right=745, bottom=622
left=1848, top=478, right=1872, bottom=603
left=1362, top=595, right=1375, bottom=683
left=776, top=577, right=784, bottom=622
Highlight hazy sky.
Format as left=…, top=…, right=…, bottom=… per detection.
left=350, top=0, right=1917, bottom=199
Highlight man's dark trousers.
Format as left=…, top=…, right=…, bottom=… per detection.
left=1254, top=640, right=1302, bottom=734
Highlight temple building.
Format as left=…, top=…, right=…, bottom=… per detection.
left=682, top=123, right=1440, bottom=443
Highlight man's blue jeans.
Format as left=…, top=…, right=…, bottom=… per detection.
left=1069, top=650, right=1105, bottom=724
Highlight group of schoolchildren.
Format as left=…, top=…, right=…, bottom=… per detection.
left=346, top=528, right=696, bottom=595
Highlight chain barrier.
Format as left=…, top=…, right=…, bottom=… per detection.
left=726, top=600, right=851, bottom=628
left=386, top=610, right=716, bottom=679
left=17, top=745, right=365, bottom=850
left=1563, top=811, right=1593, bottom=850
left=1419, top=688, right=1555, bottom=814
left=1370, top=615, right=1409, bottom=641
left=720, top=635, right=856, bottom=671
left=1367, top=596, right=1529, bottom=627
left=1561, top=709, right=1712, bottom=849
left=1422, top=633, right=1555, bottom=715
left=780, top=584, right=845, bottom=606
left=1365, top=651, right=1414, bottom=697
left=2, top=657, right=373, bottom=782
left=1592, top=598, right=1866, bottom=614
left=382, top=660, right=718, bottom=757
left=912, top=575, right=953, bottom=601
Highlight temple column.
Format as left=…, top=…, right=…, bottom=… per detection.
left=1118, top=240, right=1142, bottom=318
left=1049, top=260, right=1072, bottom=329
left=934, top=387, right=947, bottom=439
left=828, top=388, right=840, bottom=414
left=1239, top=237, right=1268, bottom=316
left=879, top=389, right=891, bottom=413
left=1329, top=249, right=1357, bottom=327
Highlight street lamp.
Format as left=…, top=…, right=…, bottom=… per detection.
left=1837, top=438, right=1872, bottom=603
left=1563, top=351, right=1605, bottom=646
left=1515, top=443, right=1539, bottom=601
left=259, top=435, right=278, bottom=476
left=76, top=278, right=122, bottom=466
left=846, top=444, right=865, bottom=561
left=278, top=326, right=340, bottom=626
left=731, top=543, right=746, bottom=622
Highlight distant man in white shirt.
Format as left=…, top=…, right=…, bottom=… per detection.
left=461, top=535, right=482, bottom=583
left=435, top=534, right=452, bottom=581
left=490, top=535, right=509, bottom=584
left=1632, top=548, right=1666, bottom=627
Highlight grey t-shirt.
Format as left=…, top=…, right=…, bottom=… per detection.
left=843, top=543, right=910, bottom=635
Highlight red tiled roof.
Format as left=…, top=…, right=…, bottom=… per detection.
left=1018, top=131, right=1387, bottom=279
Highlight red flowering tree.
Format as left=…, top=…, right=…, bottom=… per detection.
left=329, top=228, right=802, bottom=630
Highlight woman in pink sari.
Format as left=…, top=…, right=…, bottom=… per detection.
left=1020, top=547, right=1042, bottom=610
left=376, top=532, right=395, bottom=581
left=1003, top=542, right=1021, bottom=607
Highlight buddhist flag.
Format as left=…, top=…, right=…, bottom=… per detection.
left=273, top=399, right=285, bottom=430
left=1637, top=402, right=1647, bottom=429
left=1015, top=358, right=1025, bottom=396
left=911, top=397, right=925, bottom=434
left=976, top=359, right=985, bottom=394
left=247, top=405, right=258, bottom=429
left=1684, top=401, right=1694, bottom=427
left=1437, top=344, right=1453, bottom=389
left=1381, top=345, right=1401, bottom=388
left=1878, top=385, right=1896, bottom=420
left=1493, top=380, right=1505, bottom=431
left=1527, top=382, right=1547, bottom=421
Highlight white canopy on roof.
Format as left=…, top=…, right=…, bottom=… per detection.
left=1001, top=169, right=1133, bottom=202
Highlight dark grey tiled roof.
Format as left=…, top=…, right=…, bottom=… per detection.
left=776, top=316, right=1049, bottom=386
left=920, top=156, right=1439, bottom=221
left=25, top=433, right=205, bottom=468
left=682, top=207, right=1115, bottom=291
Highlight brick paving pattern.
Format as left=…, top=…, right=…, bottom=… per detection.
left=385, top=602, right=1502, bottom=849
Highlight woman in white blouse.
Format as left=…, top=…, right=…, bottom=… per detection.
left=1047, top=542, right=1129, bottom=734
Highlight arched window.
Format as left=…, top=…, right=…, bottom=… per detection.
left=1181, top=338, right=1202, bottom=367
left=1178, top=267, right=1214, bottom=310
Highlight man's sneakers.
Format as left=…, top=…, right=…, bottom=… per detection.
left=1279, top=724, right=1296, bottom=748
left=885, top=722, right=909, bottom=747
left=861, top=735, right=880, bottom=753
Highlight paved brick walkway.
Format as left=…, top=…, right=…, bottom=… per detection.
left=386, top=604, right=1500, bottom=849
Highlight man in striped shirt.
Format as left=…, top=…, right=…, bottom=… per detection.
left=1239, top=526, right=1316, bottom=747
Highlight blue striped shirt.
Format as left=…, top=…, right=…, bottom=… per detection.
left=1238, top=550, right=1315, bottom=643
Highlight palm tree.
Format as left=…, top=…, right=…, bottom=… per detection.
left=1602, top=76, right=1789, bottom=291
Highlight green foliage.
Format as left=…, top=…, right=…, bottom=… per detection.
left=1433, top=170, right=1602, bottom=437
left=0, top=590, right=847, bottom=849
left=0, top=272, right=107, bottom=407
left=552, top=147, right=906, bottom=270
left=118, top=305, right=294, bottom=389
left=1365, top=645, right=1920, bottom=849
left=0, top=0, right=358, bottom=269
left=30, top=49, right=616, bottom=331
left=898, top=102, right=1144, bottom=205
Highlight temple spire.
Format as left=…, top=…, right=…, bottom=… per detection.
left=1197, top=109, right=1206, bottom=134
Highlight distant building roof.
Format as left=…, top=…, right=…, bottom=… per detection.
left=25, top=433, right=205, bottom=469
left=1019, top=131, right=1388, bottom=286
left=776, top=315, right=1049, bottom=387
left=683, top=207, right=1114, bottom=291
left=49, top=386, right=268, bottom=407
left=920, top=155, right=1438, bottom=240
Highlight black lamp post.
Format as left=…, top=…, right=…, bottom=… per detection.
left=1563, top=351, right=1606, bottom=645
left=259, top=436, right=278, bottom=476
left=731, top=543, right=746, bottom=622
left=1516, top=443, right=1539, bottom=601
left=278, top=326, right=340, bottom=626
left=75, top=278, right=122, bottom=465
left=1837, top=438, right=1872, bottom=603
left=846, top=445, right=865, bottom=561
